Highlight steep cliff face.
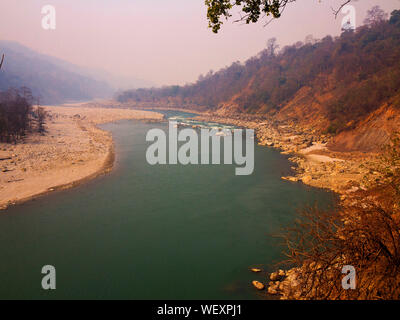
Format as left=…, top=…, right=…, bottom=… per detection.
left=264, top=81, right=400, bottom=152
left=211, top=86, right=400, bottom=153
left=273, top=87, right=332, bottom=131
left=328, top=102, right=400, bottom=152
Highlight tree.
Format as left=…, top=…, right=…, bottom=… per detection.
left=205, top=0, right=353, bottom=33
left=0, top=88, right=34, bottom=142
left=35, top=106, right=47, bottom=133
left=205, top=0, right=290, bottom=33
left=389, top=10, right=400, bottom=25
left=266, top=37, right=279, bottom=56
left=304, top=34, right=317, bottom=45
left=363, top=6, right=388, bottom=26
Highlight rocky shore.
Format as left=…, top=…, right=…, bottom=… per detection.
left=0, top=105, right=162, bottom=210
left=194, top=113, right=378, bottom=196
left=195, top=112, right=383, bottom=300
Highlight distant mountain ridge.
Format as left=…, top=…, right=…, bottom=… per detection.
left=0, top=40, right=114, bottom=104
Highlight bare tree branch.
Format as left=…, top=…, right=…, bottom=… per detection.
left=332, top=0, right=352, bottom=19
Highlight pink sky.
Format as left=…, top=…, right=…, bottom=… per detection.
left=1, top=0, right=399, bottom=87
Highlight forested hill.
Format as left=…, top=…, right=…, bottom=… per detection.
left=117, top=9, right=400, bottom=149
left=0, top=41, right=113, bottom=104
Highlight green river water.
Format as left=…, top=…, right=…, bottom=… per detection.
left=0, top=111, right=335, bottom=299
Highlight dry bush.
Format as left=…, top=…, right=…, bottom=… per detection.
left=281, top=134, right=400, bottom=299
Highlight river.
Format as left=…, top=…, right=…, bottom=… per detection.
left=0, top=111, right=335, bottom=299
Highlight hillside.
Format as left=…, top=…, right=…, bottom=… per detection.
left=117, top=9, right=400, bottom=152
left=0, top=41, right=113, bottom=104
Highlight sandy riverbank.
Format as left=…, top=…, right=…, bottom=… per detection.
left=0, top=105, right=163, bottom=210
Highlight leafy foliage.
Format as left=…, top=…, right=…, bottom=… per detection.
left=205, top=0, right=290, bottom=33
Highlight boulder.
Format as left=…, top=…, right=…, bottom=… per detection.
left=252, top=281, right=265, bottom=290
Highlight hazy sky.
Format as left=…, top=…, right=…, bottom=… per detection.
left=0, top=0, right=399, bottom=87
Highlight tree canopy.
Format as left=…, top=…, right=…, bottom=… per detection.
left=205, top=0, right=354, bottom=33
left=364, top=5, right=388, bottom=26
left=205, top=0, right=292, bottom=33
